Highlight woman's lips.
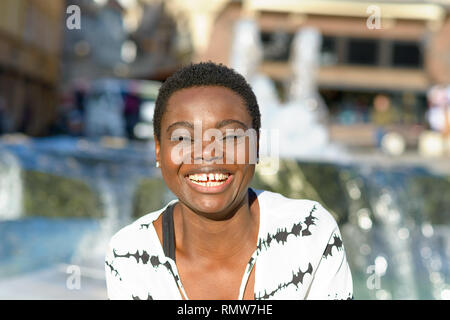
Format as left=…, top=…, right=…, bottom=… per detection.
left=185, top=172, right=233, bottom=193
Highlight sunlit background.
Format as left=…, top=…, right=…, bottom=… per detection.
left=0, top=0, right=449, bottom=300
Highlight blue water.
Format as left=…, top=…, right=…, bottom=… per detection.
left=0, top=136, right=157, bottom=179
left=0, top=217, right=101, bottom=279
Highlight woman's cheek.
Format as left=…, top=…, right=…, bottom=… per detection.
left=167, top=142, right=194, bottom=165
left=225, top=138, right=255, bottom=165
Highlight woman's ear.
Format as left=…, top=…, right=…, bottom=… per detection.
left=154, top=135, right=161, bottom=167
left=256, top=133, right=260, bottom=164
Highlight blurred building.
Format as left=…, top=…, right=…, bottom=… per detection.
left=62, top=0, right=185, bottom=85
left=175, top=0, right=450, bottom=147
left=60, top=0, right=185, bottom=138
left=62, top=0, right=128, bottom=84
left=127, top=0, right=186, bottom=80
left=0, top=0, right=64, bottom=136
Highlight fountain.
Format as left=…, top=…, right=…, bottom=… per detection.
left=230, top=18, right=450, bottom=300
left=0, top=136, right=173, bottom=299
left=229, top=19, right=280, bottom=131
left=0, top=149, right=23, bottom=220
left=230, top=20, right=345, bottom=161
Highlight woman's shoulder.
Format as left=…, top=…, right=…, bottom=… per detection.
left=255, top=188, right=339, bottom=235
left=108, top=200, right=177, bottom=249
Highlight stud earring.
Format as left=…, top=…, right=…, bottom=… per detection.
left=156, top=161, right=160, bottom=168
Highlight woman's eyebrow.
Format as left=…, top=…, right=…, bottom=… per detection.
left=166, top=121, right=194, bottom=132
left=216, top=119, right=248, bottom=129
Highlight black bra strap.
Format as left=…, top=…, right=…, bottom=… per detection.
left=162, top=204, right=176, bottom=262
left=162, top=189, right=256, bottom=262
left=248, top=187, right=257, bottom=203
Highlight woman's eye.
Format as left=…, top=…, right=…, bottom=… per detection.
left=223, top=135, right=243, bottom=141
left=171, top=136, right=192, bottom=142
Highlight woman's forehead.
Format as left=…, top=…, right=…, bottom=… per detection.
left=162, top=86, right=251, bottom=124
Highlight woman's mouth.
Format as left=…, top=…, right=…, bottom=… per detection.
left=185, top=172, right=233, bottom=193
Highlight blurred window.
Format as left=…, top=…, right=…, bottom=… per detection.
left=347, top=38, right=379, bottom=65
left=260, top=31, right=294, bottom=62
left=392, top=41, right=422, bottom=68
left=320, top=36, right=338, bottom=66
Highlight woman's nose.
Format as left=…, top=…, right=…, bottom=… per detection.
left=192, top=138, right=224, bottom=164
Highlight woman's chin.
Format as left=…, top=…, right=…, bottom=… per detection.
left=187, top=197, right=235, bottom=219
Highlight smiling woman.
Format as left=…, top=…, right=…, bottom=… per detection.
left=104, top=62, right=353, bottom=300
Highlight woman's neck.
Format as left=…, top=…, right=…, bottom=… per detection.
left=174, top=191, right=259, bottom=262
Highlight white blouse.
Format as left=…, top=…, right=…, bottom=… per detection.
left=105, top=188, right=353, bottom=300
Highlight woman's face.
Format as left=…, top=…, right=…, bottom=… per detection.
left=155, top=86, right=257, bottom=219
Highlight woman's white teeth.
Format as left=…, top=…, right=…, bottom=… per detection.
left=191, top=180, right=226, bottom=187
left=188, top=173, right=229, bottom=186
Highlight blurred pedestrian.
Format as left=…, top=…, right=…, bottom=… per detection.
left=371, top=94, right=397, bottom=149
left=426, top=85, right=450, bottom=155
left=0, top=96, right=7, bottom=134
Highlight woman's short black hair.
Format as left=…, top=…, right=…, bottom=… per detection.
left=153, top=61, right=261, bottom=141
